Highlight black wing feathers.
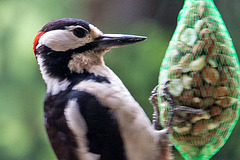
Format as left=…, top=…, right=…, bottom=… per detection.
left=77, top=91, right=127, bottom=160
left=45, top=89, right=126, bottom=160
left=44, top=91, right=79, bottom=160
left=44, top=70, right=125, bottom=160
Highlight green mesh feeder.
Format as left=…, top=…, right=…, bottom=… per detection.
left=158, top=0, right=240, bottom=159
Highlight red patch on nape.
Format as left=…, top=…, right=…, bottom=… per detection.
left=33, top=31, right=45, bottom=54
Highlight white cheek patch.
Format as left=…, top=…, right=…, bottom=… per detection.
left=37, top=29, right=93, bottom=52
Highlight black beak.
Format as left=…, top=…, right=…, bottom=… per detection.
left=94, top=34, right=147, bottom=48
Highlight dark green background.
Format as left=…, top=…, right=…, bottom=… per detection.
left=0, top=0, right=239, bottom=159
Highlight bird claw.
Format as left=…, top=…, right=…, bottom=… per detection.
left=149, top=85, right=159, bottom=107
left=150, top=81, right=207, bottom=132
left=160, top=81, right=206, bottom=131
left=173, top=106, right=207, bottom=114
left=149, top=85, right=161, bottom=130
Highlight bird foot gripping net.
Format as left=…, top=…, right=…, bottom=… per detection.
left=157, top=0, right=240, bottom=159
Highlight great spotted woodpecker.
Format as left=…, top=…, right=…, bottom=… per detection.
left=33, top=18, right=172, bottom=160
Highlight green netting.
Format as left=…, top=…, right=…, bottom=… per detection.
left=158, top=0, right=240, bottom=159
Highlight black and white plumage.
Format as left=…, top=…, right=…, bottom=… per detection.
left=33, top=18, right=172, bottom=160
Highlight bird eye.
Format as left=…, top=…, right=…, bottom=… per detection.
left=73, top=27, right=87, bottom=38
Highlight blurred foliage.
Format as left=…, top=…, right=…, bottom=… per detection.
left=0, top=0, right=239, bottom=160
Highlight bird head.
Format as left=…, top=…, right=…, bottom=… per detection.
left=33, top=18, right=146, bottom=81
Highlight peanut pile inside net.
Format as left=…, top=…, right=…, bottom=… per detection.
left=158, top=0, right=240, bottom=159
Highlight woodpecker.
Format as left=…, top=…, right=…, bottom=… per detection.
left=33, top=18, right=172, bottom=160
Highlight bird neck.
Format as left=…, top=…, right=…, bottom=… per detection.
left=67, top=50, right=105, bottom=74
left=37, top=54, right=70, bottom=95
left=36, top=51, right=109, bottom=95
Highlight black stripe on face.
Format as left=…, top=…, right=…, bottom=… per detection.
left=40, top=18, right=90, bottom=32
left=36, top=44, right=101, bottom=82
